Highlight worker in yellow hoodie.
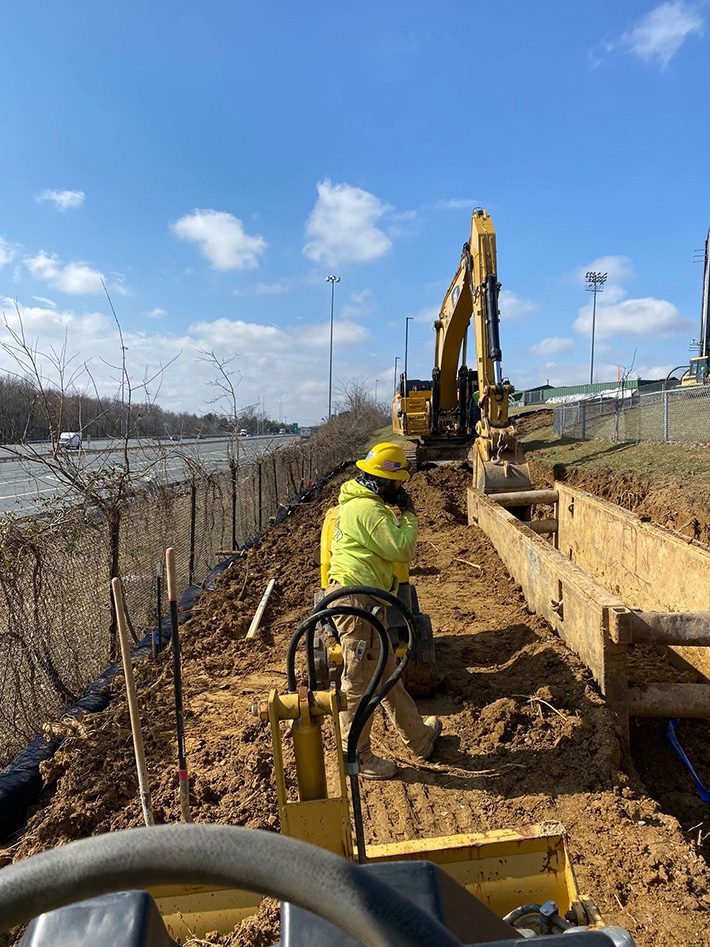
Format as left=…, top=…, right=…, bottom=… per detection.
left=325, top=442, right=441, bottom=780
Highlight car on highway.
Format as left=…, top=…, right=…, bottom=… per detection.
left=58, top=432, right=82, bottom=451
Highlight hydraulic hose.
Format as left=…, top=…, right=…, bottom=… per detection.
left=0, top=825, right=462, bottom=947
left=503, top=903, right=570, bottom=934
left=286, top=606, right=389, bottom=695
left=311, top=585, right=418, bottom=864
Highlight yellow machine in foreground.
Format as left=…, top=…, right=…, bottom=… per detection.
left=393, top=209, right=531, bottom=497
left=0, top=587, right=634, bottom=946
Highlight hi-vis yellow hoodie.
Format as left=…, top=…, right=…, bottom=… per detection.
left=327, top=479, right=418, bottom=592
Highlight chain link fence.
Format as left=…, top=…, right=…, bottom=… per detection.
left=0, top=437, right=351, bottom=766
left=553, top=385, right=710, bottom=445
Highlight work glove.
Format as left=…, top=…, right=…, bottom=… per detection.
left=394, top=489, right=415, bottom=514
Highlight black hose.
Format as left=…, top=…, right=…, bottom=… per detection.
left=286, top=606, right=389, bottom=694
left=0, top=825, right=462, bottom=947
left=503, top=903, right=570, bottom=934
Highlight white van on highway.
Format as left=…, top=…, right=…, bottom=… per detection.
left=58, top=431, right=82, bottom=451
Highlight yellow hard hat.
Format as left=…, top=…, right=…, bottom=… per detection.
left=356, top=442, right=410, bottom=481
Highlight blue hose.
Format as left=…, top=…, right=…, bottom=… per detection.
left=667, top=718, right=710, bottom=804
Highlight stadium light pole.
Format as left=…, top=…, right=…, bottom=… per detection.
left=403, top=316, right=414, bottom=431
left=585, top=271, right=607, bottom=385
left=325, top=275, right=341, bottom=419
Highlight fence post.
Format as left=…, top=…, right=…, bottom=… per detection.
left=154, top=563, right=162, bottom=660
left=230, top=461, right=238, bottom=550
left=580, top=402, right=586, bottom=441
left=272, top=454, right=278, bottom=508
left=663, top=387, right=669, bottom=442
left=188, top=479, right=197, bottom=586
left=258, top=461, right=263, bottom=532
left=108, top=509, right=121, bottom=662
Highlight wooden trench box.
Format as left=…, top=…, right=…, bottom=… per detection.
left=467, top=483, right=710, bottom=749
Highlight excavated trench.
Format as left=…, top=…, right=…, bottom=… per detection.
left=2, top=463, right=710, bottom=947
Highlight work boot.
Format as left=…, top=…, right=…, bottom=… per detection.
left=415, top=716, right=442, bottom=761
left=359, top=753, right=398, bottom=781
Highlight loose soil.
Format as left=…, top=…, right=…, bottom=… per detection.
left=517, top=411, right=710, bottom=546
left=3, top=464, right=710, bottom=946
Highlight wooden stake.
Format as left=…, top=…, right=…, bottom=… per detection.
left=165, top=547, right=192, bottom=823
left=246, top=578, right=276, bottom=639
left=111, top=577, right=154, bottom=827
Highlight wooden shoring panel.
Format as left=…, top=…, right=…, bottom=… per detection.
left=556, top=484, right=710, bottom=679
left=467, top=487, right=630, bottom=745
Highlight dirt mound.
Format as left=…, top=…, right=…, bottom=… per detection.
left=529, top=459, right=710, bottom=546
left=514, top=409, right=554, bottom=434
left=3, top=464, right=710, bottom=946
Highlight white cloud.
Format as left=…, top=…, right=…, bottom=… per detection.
left=410, top=305, right=438, bottom=325
left=303, top=180, right=392, bottom=266
left=24, top=250, right=104, bottom=294
left=305, top=319, right=371, bottom=348
left=32, top=296, right=57, bottom=308
left=499, top=289, right=538, bottom=321
left=619, top=2, right=703, bottom=67
left=171, top=209, right=267, bottom=271
left=0, top=295, right=374, bottom=426
left=576, top=255, right=633, bottom=304
left=574, top=297, right=689, bottom=339
left=0, top=238, right=16, bottom=268
left=148, top=307, right=167, bottom=319
left=531, top=336, right=574, bottom=357
left=388, top=209, right=419, bottom=238
left=188, top=317, right=289, bottom=351
left=36, top=189, right=86, bottom=211
left=254, top=281, right=290, bottom=295
left=437, top=199, right=478, bottom=210
left=341, top=288, right=373, bottom=319
left=572, top=253, right=689, bottom=339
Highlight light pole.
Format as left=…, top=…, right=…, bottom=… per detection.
left=374, top=378, right=379, bottom=403
left=403, top=316, right=414, bottom=430
left=403, top=317, right=414, bottom=386
left=325, top=275, right=341, bottom=419
left=585, top=271, right=607, bottom=384
left=393, top=355, right=401, bottom=397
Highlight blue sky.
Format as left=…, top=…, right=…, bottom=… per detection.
left=1, top=1, right=708, bottom=424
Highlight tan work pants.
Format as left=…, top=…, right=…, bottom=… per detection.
left=325, top=583, right=430, bottom=761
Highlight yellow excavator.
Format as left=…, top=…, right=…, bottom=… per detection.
left=0, top=589, right=635, bottom=946
left=393, top=209, right=531, bottom=498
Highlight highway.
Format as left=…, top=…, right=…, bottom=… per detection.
left=0, top=435, right=291, bottom=516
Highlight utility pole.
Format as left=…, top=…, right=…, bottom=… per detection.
left=325, top=275, right=341, bottom=419
left=403, top=316, right=414, bottom=432
left=585, top=271, right=607, bottom=384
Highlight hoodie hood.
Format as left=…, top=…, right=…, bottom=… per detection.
left=338, top=478, right=381, bottom=504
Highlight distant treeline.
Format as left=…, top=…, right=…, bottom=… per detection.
left=0, top=375, right=284, bottom=444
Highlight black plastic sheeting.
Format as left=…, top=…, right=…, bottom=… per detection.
left=0, top=459, right=353, bottom=842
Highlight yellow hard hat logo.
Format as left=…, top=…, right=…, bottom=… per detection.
left=356, top=442, right=410, bottom=481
